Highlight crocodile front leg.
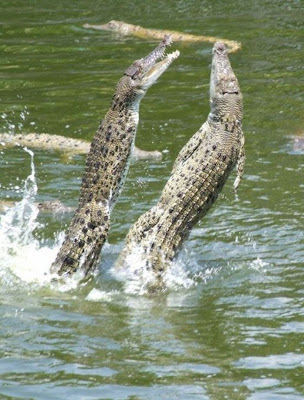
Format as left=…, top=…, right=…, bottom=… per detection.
left=233, top=134, right=245, bottom=191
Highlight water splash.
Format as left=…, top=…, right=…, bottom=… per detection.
left=2, top=148, right=39, bottom=243
left=110, top=238, right=269, bottom=295
left=0, top=147, right=99, bottom=291
left=1, top=106, right=32, bottom=134
left=0, top=148, right=59, bottom=285
left=112, top=246, right=157, bottom=295
left=0, top=147, right=268, bottom=294
left=112, top=245, right=198, bottom=295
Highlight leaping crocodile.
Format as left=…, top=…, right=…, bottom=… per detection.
left=51, top=36, right=179, bottom=278
left=83, top=20, right=241, bottom=53
left=117, top=42, right=245, bottom=291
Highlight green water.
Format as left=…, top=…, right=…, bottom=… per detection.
left=1, top=0, right=304, bottom=399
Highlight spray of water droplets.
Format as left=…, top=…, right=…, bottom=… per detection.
left=0, top=148, right=63, bottom=285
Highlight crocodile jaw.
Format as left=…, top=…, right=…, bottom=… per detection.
left=123, top=35, right=179, bottom=92
left=209, top=41, right=242, bottom=121
left=141, top=50, right=180, bottom=89
left=210, top=41, right=240, bottom=98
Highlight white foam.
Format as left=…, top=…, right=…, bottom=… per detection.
left=112, top=244, right=199, bottom=295
left=0, top=147, right=267, bottom=294
left=113, top=245, right=157, bottom=295
left=86, top=288, right=120, bottom=302
left=249, top=257, right=268, bottom=270
left=0, top=148, right=62, bottom=286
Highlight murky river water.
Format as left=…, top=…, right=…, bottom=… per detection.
left=0, top=0, right=303, bottom=399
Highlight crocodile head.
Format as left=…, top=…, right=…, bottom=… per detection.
left=99, top=20, right=132, bottom=34
left=209, top=41, right=242, bottom=121
left=113, top=36, right=180, bottom=110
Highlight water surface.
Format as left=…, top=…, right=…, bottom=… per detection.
left=0, top=0, right=303, bottom=399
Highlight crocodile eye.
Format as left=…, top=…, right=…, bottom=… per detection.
left=124, top=61, right=142, bottom=78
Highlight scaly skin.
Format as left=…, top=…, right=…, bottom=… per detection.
left=83, top=20, right=241, bottom=53
left=118, top=42, right=245, bottom=290
left=51, top=37, right=179, bottom=277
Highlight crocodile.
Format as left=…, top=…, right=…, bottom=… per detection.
left=117, top=41, right=245, bottom=291
left=83, top=20, right=241, bottom=53
left=0, top=133, right=162, bottom=160
left=0, top=199, right=74, bottom=213
left=51, top=36, right=179, bottom=278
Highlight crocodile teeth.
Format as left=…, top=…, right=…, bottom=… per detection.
left=167, top=50, right=180, bottom=60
